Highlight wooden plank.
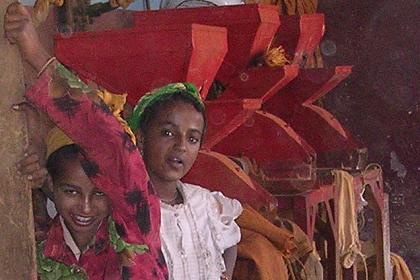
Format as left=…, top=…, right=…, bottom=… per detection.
left=0, top=1, right=37, bottom=278
left=374, top=193, right=392, bottom=280
left=365, top=185, right=392, bottom=280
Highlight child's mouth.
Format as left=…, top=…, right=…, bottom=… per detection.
left=167, top=157, right=184, bottom=168
left=71, top=214, right=94, bottom=227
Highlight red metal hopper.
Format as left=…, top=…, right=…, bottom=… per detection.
left=203, top=98, right=262, bottom=149
left=273, top=14, right=325, bottom=66
left=133, top=4, right=280, bottom=87
left=55, top=24, right=228, bottom=105
left=184, top=150, right=278, bottom=211
left=218, top=65, right=299, bottom=102
left=264, top=66, right=360, bottom=154
left=212, top=110, right=317, bottom=193
left=215, top=13, right=325, bottom=103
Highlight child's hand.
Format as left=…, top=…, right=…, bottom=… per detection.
left=12, top=102, right=51, bottom=190
left=4, top=2, right=50, bottom=72
left=17, top=150, right=49, bottom=189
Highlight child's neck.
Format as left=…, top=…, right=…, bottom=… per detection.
left=74, top=233, right=94, bottom=252
left=151, top=179, right=182, bottom=205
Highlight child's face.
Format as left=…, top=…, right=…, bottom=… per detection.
left=142, top=100, right=205, bottom=187
left=53, top=158, right=110, bottom=245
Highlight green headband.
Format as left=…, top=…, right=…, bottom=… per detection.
left=128, top=83, right=204, bottom=132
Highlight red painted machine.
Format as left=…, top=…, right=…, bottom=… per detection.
left=54, top=4, right=390, bottom=279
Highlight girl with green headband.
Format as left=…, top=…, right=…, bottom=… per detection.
left=128, top=83, right=243, bottom=280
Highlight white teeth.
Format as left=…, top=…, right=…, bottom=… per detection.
left=74, top=215, right=93, bottom=224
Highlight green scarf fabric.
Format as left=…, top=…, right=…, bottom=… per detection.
left=128, top=83, right=204, bottom=132
left=36, top=242, right=88, bottom=280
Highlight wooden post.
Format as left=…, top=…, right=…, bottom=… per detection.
left=0, top=1, right=37, bottom=278
left=364, top=182, right=392, bottom=280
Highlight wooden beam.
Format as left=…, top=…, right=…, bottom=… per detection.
left=365, top=188, right=392, bottom=280
left=0, top=1, right=37, bottom=278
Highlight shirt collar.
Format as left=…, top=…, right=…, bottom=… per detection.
left=60, top=216, right=82, bottom=261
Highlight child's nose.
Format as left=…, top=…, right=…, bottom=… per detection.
left=174, top=135, right=187, bottom=151
left=80, top=196, right=93, bottom=214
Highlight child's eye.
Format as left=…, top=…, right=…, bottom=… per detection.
left=162, top=130, right=174, bottom=137
left=94, top=191, right=105, bottom=197
left=63, top=189, right=78, bottom=195
left=189, top=137, right=200, bottom=144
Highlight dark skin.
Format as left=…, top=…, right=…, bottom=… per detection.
left=51, top=158, right=111, bottom=250
left=4, top=2, right=50, bottom=73
left=138, top=101, right=204, bottom=202
left=137, top=100, right=237, bottom=279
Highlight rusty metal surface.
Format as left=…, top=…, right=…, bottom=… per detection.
left=0, top=1, right=37, bottom=278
